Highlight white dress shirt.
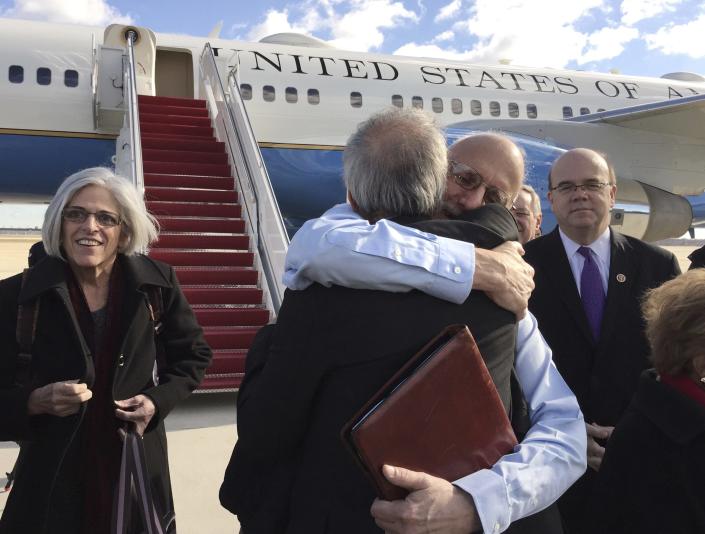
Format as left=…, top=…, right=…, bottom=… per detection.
left=558, top=227, right=611, bottom=295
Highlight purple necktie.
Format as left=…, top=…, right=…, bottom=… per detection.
left=578, top=246, right=605, bottom=341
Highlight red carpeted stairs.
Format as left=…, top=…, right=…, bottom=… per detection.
left=139, top=94, right=271, bottom=391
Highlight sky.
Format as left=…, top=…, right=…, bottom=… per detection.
left=1, top=0, right=705, bottom=228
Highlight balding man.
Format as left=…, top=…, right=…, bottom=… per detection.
left=511, top=185, right=542, bottom=244
left=523, top=148, right=680, bottom=534
left=282, top=129, right=586, bottom=533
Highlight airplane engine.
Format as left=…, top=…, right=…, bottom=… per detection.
left=612, top=179, right=692, bottom=241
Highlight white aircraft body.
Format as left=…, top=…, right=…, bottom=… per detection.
left=1, top=17, right=704, bottom=239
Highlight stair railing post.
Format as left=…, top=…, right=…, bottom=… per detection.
left=124, top=29, right=144, bottom=194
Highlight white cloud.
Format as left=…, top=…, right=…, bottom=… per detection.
left=3, top=0, right=133, bottom=25
left=247, top=0, right=418, bottom=51
left=435, top=0, right=461, bottom=23
left=645, top=12, right=705, bottom=58
left=620, top=0, right=684, bottom=26
left=432, top=30, right=455, bottom=43
left=397, top=0, right=605, bottom=68
left=578, top=25, right=639, bottom=63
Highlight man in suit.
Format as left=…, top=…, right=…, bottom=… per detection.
left=523, top=148, right=681, bottom=534
left=222, top=113, right=586, bottom=534
left=511, top=185, right=542, bottom=244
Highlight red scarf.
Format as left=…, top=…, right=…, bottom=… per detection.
left=661, top=373, right=705, bottom=409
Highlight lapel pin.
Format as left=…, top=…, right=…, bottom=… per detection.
left=616, top=274, right=626, bottom=283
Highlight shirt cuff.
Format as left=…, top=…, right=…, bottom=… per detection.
left=427, top=237, right=475, bottom=304
left=454, top=468, right=511, bottom=534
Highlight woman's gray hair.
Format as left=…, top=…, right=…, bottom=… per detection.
left=343, top=108, right=447, bottom=218
left=42, top=167, right=159, bottom=258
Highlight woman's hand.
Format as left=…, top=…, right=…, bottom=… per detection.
left=27, top=380, right=92, bottom=416
left=115, top=395, right=156, bottom=436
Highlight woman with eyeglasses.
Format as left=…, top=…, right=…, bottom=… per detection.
left=0, top=167, right=212, bottom=534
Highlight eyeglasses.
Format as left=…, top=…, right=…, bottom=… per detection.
left=448, top=160, right=513, bottom=208
left=550, top=182, right=611, bottom=194
left=62, top=207, right=121, bottom=227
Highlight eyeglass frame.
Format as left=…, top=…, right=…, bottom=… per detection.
left=447, top=159, right=514, bottom=209
left=62, top=206, right=122, bottom=228
left=549, top=181, right=612, bottom=194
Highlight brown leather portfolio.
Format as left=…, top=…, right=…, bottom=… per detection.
left=341, top=324, right=518, bottom=501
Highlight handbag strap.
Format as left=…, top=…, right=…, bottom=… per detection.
left=113, top=427, right=167, bottom=534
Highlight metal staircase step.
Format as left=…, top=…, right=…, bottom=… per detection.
left=149, top=249, right=254, bottom=266
left=140, top=113, right=212, bottom=128
left=143, top=148, right=228, bottom=165
left=193, top=306, right=269, bottom=326
left=183, top=287, right=263, bottom=305
left=197, top=374, right=244, bottom=391
left=140, top=104, right=209, bottom=117
left=146, top=187, right=237, bottom=203
left=155, top=232, right=249, bottom=250
left=144, top=160, right=230, bottom=176
left=144, top=173, right=233, bottom=190
left=203, top=326, right=261, bottom=349
left=155, top=216, right=245, bottom=233
left=207, top=349, right=248, bottom=375
left=141, top=122, right=213, bottom=138
left=142, top=136, right=225, bottom=153
left=138, top=95, right=206, bottom=108
left=147, top=201, right=241, bottom=217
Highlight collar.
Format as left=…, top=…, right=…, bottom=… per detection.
left=558, top=226, right=611, bottom=263
left=19, top=253, right=172, bottom=304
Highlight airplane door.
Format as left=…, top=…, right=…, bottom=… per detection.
left=155, top=49, right=194, bottom=99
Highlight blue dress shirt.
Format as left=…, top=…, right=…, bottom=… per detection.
left=283, top=203, right=587, bottom=533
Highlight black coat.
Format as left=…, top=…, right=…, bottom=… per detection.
left=0, top=254, right=212, bottom=534
left=523, top=228, right=680, bottom=534
left=688, top=244, right=705, bottom=270
left=222, top=206, right=564, bottom=534
left=590, top=370, right=705, bottom=533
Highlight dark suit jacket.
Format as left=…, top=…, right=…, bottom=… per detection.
left=589, top=370, right=705, bottom=534
left=524, top=227, right=680, bottom=534
left=221, top=206, right=564, bottom=534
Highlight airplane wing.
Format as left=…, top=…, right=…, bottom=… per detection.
left=567, top=92, right=705, bottom=141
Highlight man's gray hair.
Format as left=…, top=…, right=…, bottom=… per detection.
left=343, top=108, right=447, bottom=218
left=521, top=184, right=542, bottom=216
left=42, top=167, right=159, bottom=258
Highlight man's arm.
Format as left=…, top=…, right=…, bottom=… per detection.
left=285, top=204, right=533, bottom=316
left=454, top=313, right=587, bottom=532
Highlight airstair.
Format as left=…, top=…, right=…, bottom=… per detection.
left=96, top=27, right=289, bottom=391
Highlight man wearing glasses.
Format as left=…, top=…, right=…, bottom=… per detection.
left=511, top=185, right=543, bottom=244
left=523, top=148, right=680, bottom=534
left=282, top=130, right=586, bottom=533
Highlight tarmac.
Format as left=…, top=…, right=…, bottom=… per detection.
left=0, top=232, right=702, bottom=532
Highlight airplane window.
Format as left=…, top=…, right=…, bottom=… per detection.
left=37, top=67, right=51, bottom=86
left=64, top=70, right=79, bottom=88
left=451, top=99, right=462, bottom=114
left=285, top=87, right=298, bottom=103
left=392, top=94, right=403, bottom=108
left=240, top=84, right=252, bottom=100
left=432, top=98, right=443, bottom=113
left=471, top=100, right=482, bottom=116
left=308, top=89, right=320, bottom=105
left=508, top=102, right=519, bottom=118
left=597, top=108, right=606, bottom=112
left=562, top=106, right=573, bottom=118
left=351, top=92, right=363, bottom=108
left=412, top=96, right=423, bottom=109
left=580, top=107, right=590, bottom=115
left=489, top=101, right=500, bottom=117
left=9, top=65, right=23, bottom=83
left=263, top=85, right=275, bottom=102
left=527, top=104, right=538, bottom=118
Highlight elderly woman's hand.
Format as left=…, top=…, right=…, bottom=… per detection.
left=115, top=395, right=156, bottom=436
left=27, top=380, right=93, bottom=417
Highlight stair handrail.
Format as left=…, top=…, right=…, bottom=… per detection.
left=123, top=30, right=144, bottom=192
left=91, top=32, right=98, bottom=130
left=198, top=43, right=289, bottom=313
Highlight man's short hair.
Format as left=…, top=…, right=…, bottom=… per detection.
left=642, top=269, right=705, bottom=375
left=547, top=149, right=617, bottom=189
left=343, top=108, right=447, bottom=219
left=521, top=184, right=542, bottom=216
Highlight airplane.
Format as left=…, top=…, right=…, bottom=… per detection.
left=2, top=17, right=705, bottom=242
